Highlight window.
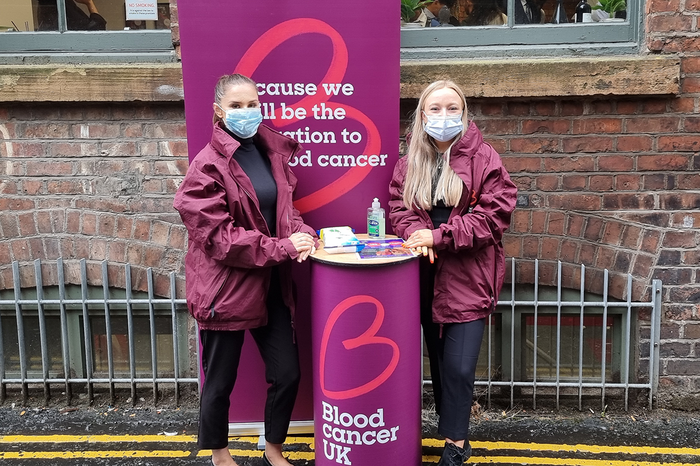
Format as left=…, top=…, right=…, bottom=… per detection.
left=401, top=0, right=640, bottom=58
left=0, top=0, right=174, bottom=60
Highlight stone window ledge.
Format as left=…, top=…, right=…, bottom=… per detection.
left=0, top=56, right=680, bottom=103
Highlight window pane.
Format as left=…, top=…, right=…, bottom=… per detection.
left=28, top=0, right=171, bottom=32
left=0, top=0, right=51, bottom=31
left=522, top=314, right=619, bottom=382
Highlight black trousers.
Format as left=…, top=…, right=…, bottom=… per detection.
left=421, top=261, right=486, bottom=441
left=198, top=272, right=300, bottom=449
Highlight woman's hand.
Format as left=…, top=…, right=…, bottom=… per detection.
left=289, top=232, right=316, bottom=263
left=403, top=229, right=437, bottom=263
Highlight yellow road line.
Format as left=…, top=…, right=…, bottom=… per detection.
left=0, top=451, right=192, bottom=459
left=0, top=434, right=197, bottom=443
left=459, top=457, right=700, bottom=466
left=423, top=438, right=700, bottom=457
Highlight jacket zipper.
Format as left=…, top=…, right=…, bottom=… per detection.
left=208, top=268, right=231, bottom=318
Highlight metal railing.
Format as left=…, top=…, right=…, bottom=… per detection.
left=1, top=258, right=661, bottom=411
left=473, top=259, right=662, bottom=411
left=0, top=258, right=197, bottom=406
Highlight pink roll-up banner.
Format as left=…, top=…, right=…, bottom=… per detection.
left=311, top=259, right=421, bottom=466
left=178, top=0, right=401, bottom=434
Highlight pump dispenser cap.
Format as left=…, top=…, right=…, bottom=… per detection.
left=372, top=198, right=380, bottom=209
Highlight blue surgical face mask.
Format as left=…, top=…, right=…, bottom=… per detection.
left=423, top=112, right=464, bottom=143
left=217, top=105, right=263, bottom=139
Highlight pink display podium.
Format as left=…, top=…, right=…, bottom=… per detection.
left=310, top=236, right=421, bottom=466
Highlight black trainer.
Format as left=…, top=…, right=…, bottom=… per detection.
left=437, top=441, right=472, bottom=466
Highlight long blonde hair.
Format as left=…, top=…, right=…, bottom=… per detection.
left=403, top=80, right=469, bottom=210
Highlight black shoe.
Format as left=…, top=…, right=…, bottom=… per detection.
left=262, top=452, right=273, bottom=466
left=436, top=441, right=471, bottom=466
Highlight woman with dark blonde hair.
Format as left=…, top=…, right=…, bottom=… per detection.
left=174, top=74, right=317, bottom=466
left=389, top=80, right=517, bottom=465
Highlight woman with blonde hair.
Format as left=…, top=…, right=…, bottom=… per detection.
left=389, top=80, right=517, bottom=465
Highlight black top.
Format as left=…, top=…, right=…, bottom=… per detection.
left=429, top=153, right=452, bottom=228
left=232, top=133, right=278, bottom=237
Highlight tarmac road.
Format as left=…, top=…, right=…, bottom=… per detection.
left=1, top=403, right=700, bottom=465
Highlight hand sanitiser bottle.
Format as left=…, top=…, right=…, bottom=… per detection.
left=367, top=198, right=385, bottom=238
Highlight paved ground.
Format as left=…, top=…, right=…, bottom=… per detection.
left=0, top=395, right=699, bottom=465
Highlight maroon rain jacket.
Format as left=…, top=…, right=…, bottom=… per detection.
left=173, top=123, right=317, bottom=331
left=389, top=122, right=517, bottom=324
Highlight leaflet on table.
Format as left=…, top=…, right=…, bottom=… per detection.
left=357, top=238, right=417, bottom=259
left=319, top=226, right=364, bottom=254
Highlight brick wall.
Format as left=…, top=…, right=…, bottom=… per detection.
left=0, top=103, right=189, bottom=300
left=0, top=0, right=698, bottom=408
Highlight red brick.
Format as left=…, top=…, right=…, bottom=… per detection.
left=140, top=143, right=160, bottom=156
left=562, top=175, right=587, bottom=190
left=478, top=119, right=519, bottom=135
left=616, top=101, right=638, bottom=114
left=567, top=214, right=585, bottom=237
left=595, top=245, right=615, bottom=270
left=511, top=210, right=530, bottom=233
left=143, top=246, right=165, bottom=268
left=677, top=174, right=700, bottom=189
left=603, top=193, right=655, bottom=209
left=547, top=211, right=566, bottom=235
left=626, top=117, right=679, bottom=133
left=506, top=102, right=530, bottom=116
left=97, top=214, right=116, bottom=236
left=686, top=0, right=700, bottom=10
left=90, top=239, right=108, bottom=260
left=12, top=142, right=45, bottom=157
left=533, top=101, right=556, bottom=116
left=0, top=180, right=18, bottom=195
left=169, top=226, right=187, bottom=250
left=479, top=103, right=504, bottom=116
left=641, top=230, right=661, bottom=252
left=602, top=221, right=624, bottom=245
left=23, top=123, right=71, bottom=138
left=27, top=161, right=73, bottom=176
left=633, top=254, right=654, bottom=278
left=511, top=176, right=534, bottom=191
left=662, top=230, right=697, bottom=248
left=0, top=242, right=10, bottom=265
left=510, top=137, right=559, bottom=154
left=17, top=212, right=36, bottom=236
left=49, top=142, right=99, bottom=157
left=36, top=211, right=52, bottom=234
left=151, top=222, right=170, bottom=247
left=521, top=119, right=570, bottom=134
left=541, top=237, right=560, bottom=260
left=547, top=194, right=601, bottom=210
left=649, top=14, right=693, bottom=31
left=82, top=213, right=96, bottom=236
left=488, top=138, right=507, bottom=154
left=143, top=179, right=162, bottom=193
left=643, top=174, right=667, bottom=190
left=579, top=243, right=596, bottom=266
left=591, top=100, right=613, bottom=114
left=590, top=175, right=613, bottom=191
left=572, top=118, right=622, bottom=134
left=649, top=0, right=681, bottom=15
left=127, top=243, right=145, bottom=264
left=101, top=142, right=138, bottom=157
left=522, top=236, right=539, bottom=258
left=133, top=219, right=151, bottom=241
left=561, top=101, right=584, bottom=116
left=169, top=141, right=189, bottom=157
left=683, top=117, right=700, bottom=132
left=526, top=211, right=545, bottom=234
left=562, top=239, right=580, bottom=262
left=616, top=136, right=653, bottom=152
left=21, top=180, right=42, bottom=195
left=536, top=175, right=560, bottom=191
left=503, top=156, right=541, bottom=172
left=0, top=214, right=19, bottom=238
left=682, top=77, right=700, bottom=93
left=11, top=239, right=31, bottom=261
left=584, top=217, right=604, bottom=242
left=670, top=97, right=695, bottom=113
left=544, top=156, right=595, bottom=172
left=638, top=154, right=691, bottom=170
left=503, top=236, right=521, bottom=258
left=615, top=174, right=642, bottom=191
left=562, top=137, right=612, bottom=153
left=46, top=180, right=83, bottom=195
left=682, top=56, right=700, bottom=74
left=684, top=250, right=700, bottom=266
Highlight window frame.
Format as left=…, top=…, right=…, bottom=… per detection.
left=400, top=0, right=642, bottom=59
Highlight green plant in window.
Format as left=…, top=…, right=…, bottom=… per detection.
left=401, top=0, right=433, bottom=23
left=592, top=0, right=626, bottom=15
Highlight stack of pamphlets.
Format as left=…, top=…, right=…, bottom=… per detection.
left=357, top=238, right=416, bottom=259
left=319, top=226, right=364, bottom=254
